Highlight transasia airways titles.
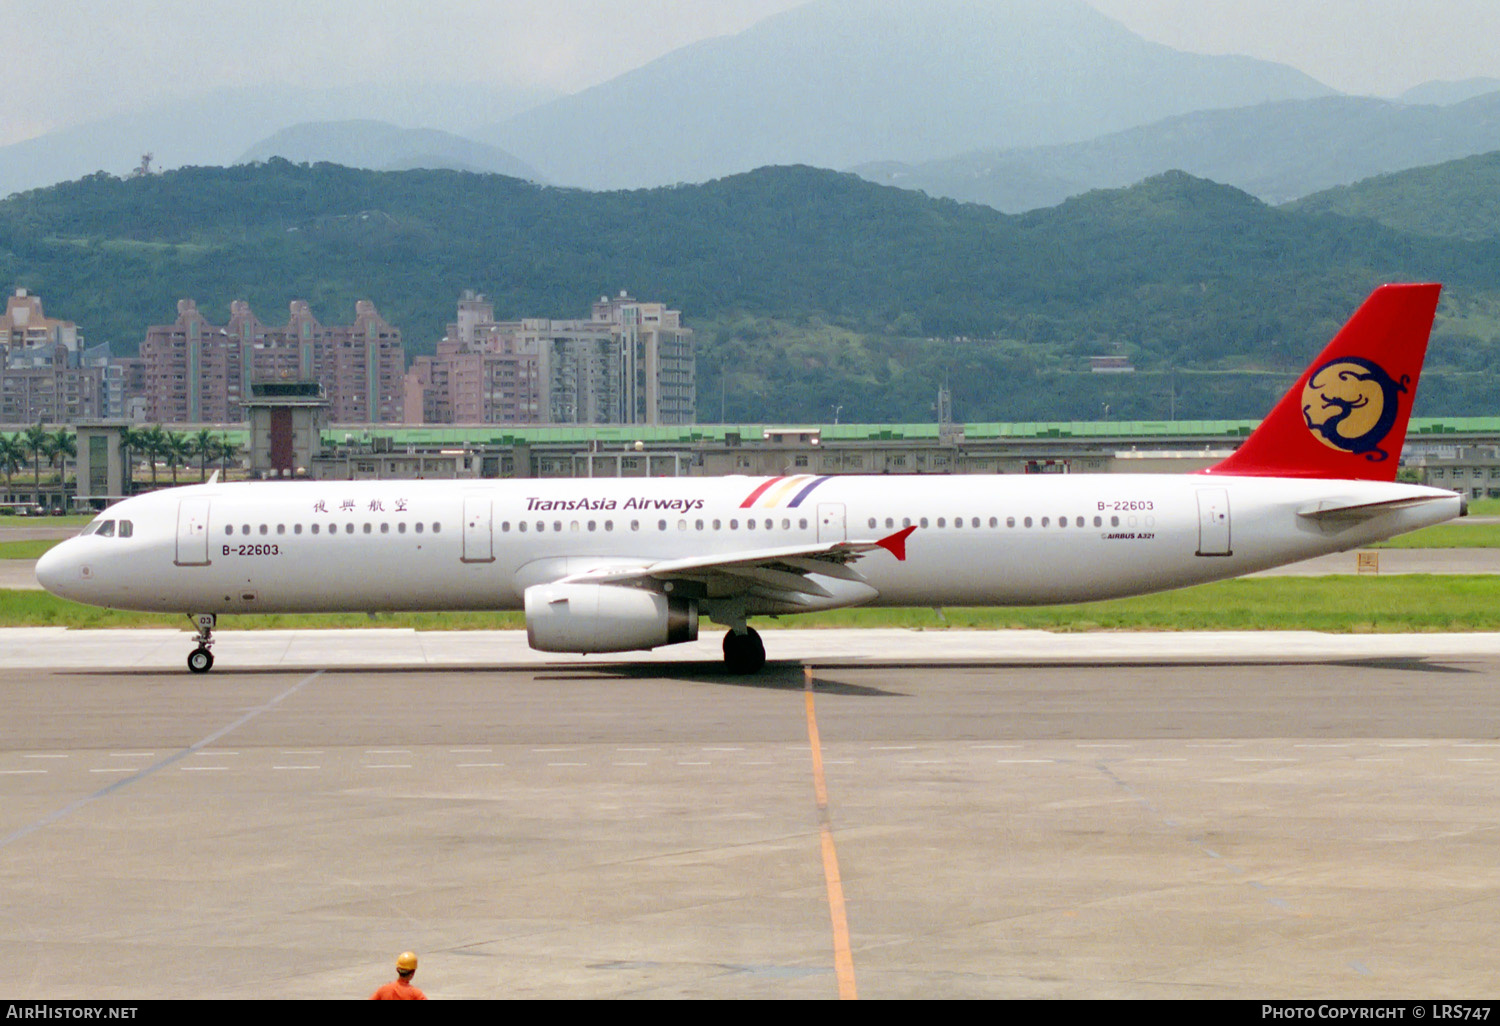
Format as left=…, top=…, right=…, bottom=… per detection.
left=524, top=496, right=708, bottom=513
left=37, top=284, right=1463, bottom=675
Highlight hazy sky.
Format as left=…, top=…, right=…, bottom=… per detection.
left=6, top=0, right=1500, bottom=147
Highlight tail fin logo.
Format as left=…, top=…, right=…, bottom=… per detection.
left=1301, top=357, right=1411, bottom=463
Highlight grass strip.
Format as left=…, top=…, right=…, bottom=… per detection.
left=0, top=540, right=60, bottom=560
left=3, top=575, right=1499, bottom=633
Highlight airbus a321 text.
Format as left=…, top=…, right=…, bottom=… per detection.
left=38, top=284, right=1463, bottom=674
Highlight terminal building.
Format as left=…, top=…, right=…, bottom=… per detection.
left=10, top=415, right=1500, bottom=511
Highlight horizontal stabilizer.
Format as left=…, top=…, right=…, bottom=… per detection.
left=1297, top=494, right=1454, bottom=522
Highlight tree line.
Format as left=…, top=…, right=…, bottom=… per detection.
left=0, top=425, right=240, bottom=495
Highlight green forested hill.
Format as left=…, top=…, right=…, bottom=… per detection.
left=1, top=161, right=1497, bottom=421
left=1288, top=151, right=1500, bottom=241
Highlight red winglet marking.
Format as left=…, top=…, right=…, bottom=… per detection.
left=876, top=525, right=917, bottom=561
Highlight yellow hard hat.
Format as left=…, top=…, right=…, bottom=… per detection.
left=396, top=951, right=418, bottom=973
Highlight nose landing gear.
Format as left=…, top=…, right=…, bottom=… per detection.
left=187, top=613, right=216, bottom=674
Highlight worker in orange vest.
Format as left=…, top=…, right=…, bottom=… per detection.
left=371, top=950, right=427, bottom=1000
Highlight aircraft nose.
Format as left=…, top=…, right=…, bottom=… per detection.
left=35, top=541, right=85, bottom=600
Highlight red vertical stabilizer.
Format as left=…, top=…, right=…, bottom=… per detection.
left=1200, top=283, right=1441, bottom=482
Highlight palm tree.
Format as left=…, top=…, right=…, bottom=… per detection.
left=22, top=424, right=52, bottom=493
left=217, top=435, right=241, bottom=479
left=138, top=425, right=168, bottom=488
left=0, top=433, right=24, bottom=498
left=190, top=428, right=220, bottom=482
left=118, top=424, right=144, bottom=495
left=163, top=431, right=192, bottom=485
left=48, top=429, right=75, bottom=487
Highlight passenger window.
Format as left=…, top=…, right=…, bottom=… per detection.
left=1024, top=517, right=1033, bottom=528
left=380, top=523, right=390, bottom=534
left=1093, top=516, right=1102, bottom=527
left=631, top=520, right=640, bottom=531
left=518, top=522, right=526, bottom=532
left=1006, top=517, right=1014, bottom=528
left=224, top=525, right=234, bottom=536
left=311, top=524, right=320, bottom=535
left=295, top=524, right=304, bottom=535
left=1076, top=517, right=1085, bottom=528
left=868, top=518, right=877, bottom=529
left=260, top=525, right=269, bottom=535
left=747, top=519, right=756, bottom=530
left=276, top=524, right=286, bottom=535
left=937, top=518, right=946, bottom=528
left=399, top=522, right=407, bottom=533
left=362, top=523, right=372, bottom=535
left=432, top=523, right=441, bottom=534
left=919, top=518, right=929, bottom=528
left=345, top=524, right=355, bottom=534
left=1041, top=517, right=1050, bottom=527
left=658, top=520, right=667, bottom=531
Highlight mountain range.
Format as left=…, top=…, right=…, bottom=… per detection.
left=236, top=122, right=542, bottom=181
left=478, top=0, right=1330, bottom=190
left=2, top=0, right=1330, bottom=199
left=854, top=91, right=1500, bottom=210
left=4, top=158, right=1499, bottom=421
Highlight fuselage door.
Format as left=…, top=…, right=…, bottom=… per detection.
left=462, top=496, right=494, bottom=563
left=1195, top=487, right=1232, bottom=557
left=175, top=497, right=212, bottom=567
left=817, top=502, right=847, bottom=544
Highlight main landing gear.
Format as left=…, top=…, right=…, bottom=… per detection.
left=722, top=627, right=765, bottom=675
left=187, top=613, right=216, bottom=674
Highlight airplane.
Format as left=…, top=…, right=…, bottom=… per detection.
left=36, top=283, right=1463, bottom=675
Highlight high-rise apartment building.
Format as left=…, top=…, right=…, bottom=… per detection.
left=0, top=288, right=113, bottom=424
left=140, top=299, right=405, bottom=423
left=404, top=291, right=694, bottom=426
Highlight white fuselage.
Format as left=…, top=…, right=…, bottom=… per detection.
left=37, top=474, right=1461, bottom=617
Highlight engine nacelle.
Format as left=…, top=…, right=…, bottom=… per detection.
left=524, top=583, right=699, bottom=654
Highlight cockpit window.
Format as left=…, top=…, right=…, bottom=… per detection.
left=81, top=521, right=99, bottom=536
left=119, top=520, right=133, bottom=538
left=96, top=520, right=116, bottom=537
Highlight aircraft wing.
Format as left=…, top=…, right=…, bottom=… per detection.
left=556, top=526, right=916, bottom=603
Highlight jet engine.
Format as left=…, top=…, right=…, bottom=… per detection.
left=524, top=583, right=699, bottom=654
